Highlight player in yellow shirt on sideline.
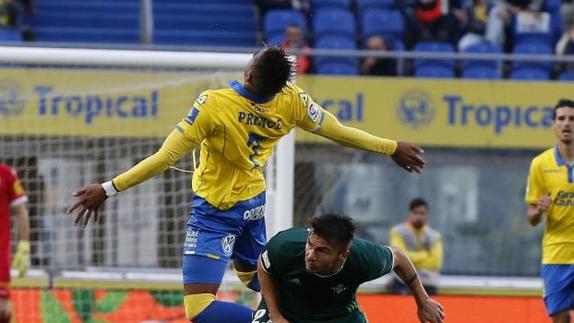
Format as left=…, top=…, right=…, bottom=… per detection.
left=67, top=46, right=426, bottom=323
left=526, top=99, right=574, bottom=323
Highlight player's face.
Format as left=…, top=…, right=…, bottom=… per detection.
left=553, top=107, right=574, bottom=144
left=304, top=232, right=347, bottom=275
left=409, top=205, right=428, bottom=229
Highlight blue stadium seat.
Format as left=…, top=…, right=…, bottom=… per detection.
left=513, top=11, right=553, bottom=46
left=512, top=41, right=553, bottom=71
left=266, top=34, right=285, bottom=46
left=153, top=2, right=257, bottom=46
left=315, top=35, right=357, bottom=65
left=462, top=42, right=503, bottom=70
left=356, top=0, right=396, bottom=11
left=360, top=9, right=404, bottom=43
left=559, top=71, right=574, bottom=81
left=316, top=63, right=358, bottom=75
left=264, top=10, right=306, bottom=44
left=415, top=66, right=455, bottom=78
left=0, top=29, right=22, bottom=42
left=543, top=0, right=561, bottom=12
left=414, top=41, right=455, bottom=69
left=510, top=68, right=550, bottom=80
left=311, top=0, right=351, bottom=10
left=313, top=9, right=355, bottom=40
left=462, top=67, right=499, bottom=80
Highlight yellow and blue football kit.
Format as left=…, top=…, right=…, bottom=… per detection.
left=526, top=145, right=574, bottom=316
left=109, top=80, right=398, bottom=292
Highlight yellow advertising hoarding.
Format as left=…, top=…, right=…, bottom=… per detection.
left=297, top=76, right=573, bottom=149
left=0, top=69, right=237, bottom=137
left=0, top=69, right=572, bottom=148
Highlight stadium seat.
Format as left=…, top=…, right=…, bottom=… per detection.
left=462, top=67, right=499, bottom=80
left=414, top=41, right=455, bottom=69
left=462, top=42, right=503, bottom=70
left=316, top=63, right=358, bottom=75
left=264, top=10, right=306, bottom=44
left=314, top=35, right=357, bottom=74
left=0, top=29, right=22, bottom=42
left=512, top=41, right=553, bottom=71
left=154, top=2, right=257, bottom=46
left=543, top=0, right=561, bottom=12
left=415, top=66, right=455, bottom=78
left=315, top=35, right=357, bottom=66
left=513, top=11, right=553, bottom=46
left=313, top=9, right=355, bottom=40
left=360, top=9, right=404, bottom=43
left=356, top=0, right=396, bottom=11
left=558, top=71, right=574, bottom=81
left=510, top=68, right=550, bottom=80
left=311, top=0, right=351, bottom=10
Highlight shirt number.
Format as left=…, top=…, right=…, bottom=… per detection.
left=247, top=133, right=266, bottom=169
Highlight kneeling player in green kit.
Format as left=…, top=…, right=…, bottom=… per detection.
left=253, top=214, right=445, bottom=323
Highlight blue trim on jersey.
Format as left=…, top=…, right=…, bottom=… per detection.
left=228, top=80, right=274, bottom=104
left=554, top=145, right=574, bottom=183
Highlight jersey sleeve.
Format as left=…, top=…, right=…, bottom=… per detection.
left=525, top=158, right=544, bottom=204
left=293, top=86, right=327, bottom=132
left=6, top=167, right=27, bottom=207
left=260, top=233, right=283, bottom=276
left=175, top=91, right=217, bottom=144
left=354, top=239, right=394, bottom=282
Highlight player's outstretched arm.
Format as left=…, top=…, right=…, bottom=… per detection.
left=391, top=247, right=445, bottom=323
left=312, top=111, right=426, bottom=173
left=67, top=129, right=198, bottom=228
left=257, top=255, right=289, bottom=323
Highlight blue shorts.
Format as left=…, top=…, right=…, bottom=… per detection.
left=541, top=264, right=574, bottom=316
left=183, top=192, right=267, bottom=285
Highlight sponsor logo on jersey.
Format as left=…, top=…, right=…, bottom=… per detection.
left=554, top=191, right=574, bottom=206
left=221, top=234, right=236, bottom=257
left=185, top=107, right=200, bottom=125
left=184, top=228, right=198, bottom=249
left=244, top=204, right=265, bottom=221
left=196, top=94, right=207, bottom=105
left=308, top=103, right=322, bottom=123
left=288, top=278, right=302, bottom=285
left=261, top=250, right=271, bottom=270
left=330, top=283, right=348, bottom=294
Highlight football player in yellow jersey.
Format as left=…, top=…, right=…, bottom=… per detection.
left=526, top=99, right=574, bottom=323
left=67, top=46, right=426, bottom=323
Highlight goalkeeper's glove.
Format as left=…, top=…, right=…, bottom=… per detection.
left=12, top=240, right=30, bottom=278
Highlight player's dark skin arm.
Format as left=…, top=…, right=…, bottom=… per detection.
left=391, top=247, right=445, bottom=323
left=257, top=256, right=290, bottom=323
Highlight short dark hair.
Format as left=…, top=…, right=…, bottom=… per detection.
left=409, top=198, right=428, bottom=211
left=310, top=214, right=356, bottom=249
left=251, top=46, right=295, bottom=98
left=553, top=99, right=574, bottom=120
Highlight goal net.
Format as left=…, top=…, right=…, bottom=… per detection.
left=0, top=46, right=293, bottom=322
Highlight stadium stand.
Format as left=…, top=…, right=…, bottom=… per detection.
left=264, top=9, right=306, bottom=45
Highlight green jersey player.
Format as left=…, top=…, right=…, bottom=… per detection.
left=254, top=214, right=445, bottom=323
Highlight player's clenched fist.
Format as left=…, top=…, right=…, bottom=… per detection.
left=417, top=298, right=445, bottom=323
left=537, top=193, right=552, bottom=213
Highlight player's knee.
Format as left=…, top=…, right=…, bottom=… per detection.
left=184, top=293, right=215, bottom=321
left=236, top=270, right=260, bottom=292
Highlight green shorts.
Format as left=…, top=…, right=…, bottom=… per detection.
left=252, top=299, right=368, bottom=323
